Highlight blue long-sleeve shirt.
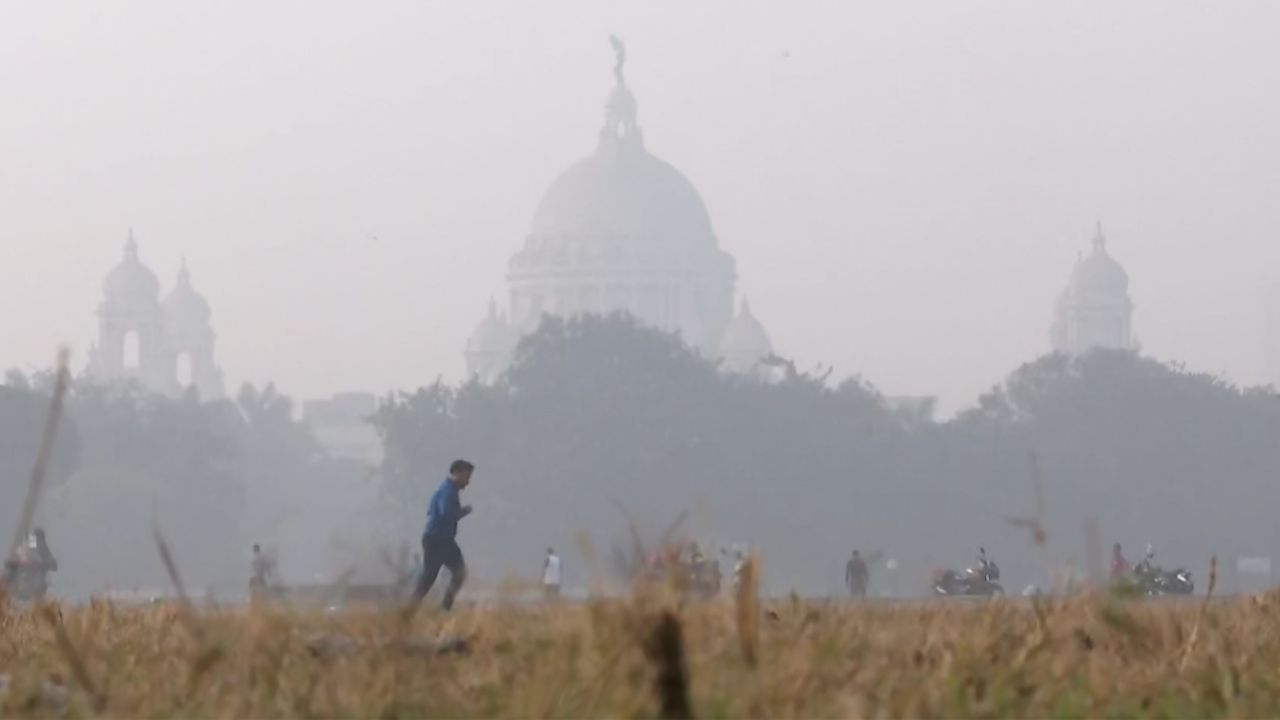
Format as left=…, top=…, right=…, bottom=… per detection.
left=424, top=478, right=470, bottom=539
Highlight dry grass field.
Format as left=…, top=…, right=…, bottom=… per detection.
left=3, top=583, right=1280, bottom=719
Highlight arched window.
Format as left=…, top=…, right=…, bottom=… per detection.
left=175, top=352, right=193, bottom=388
left=122, top=331, right=141, bottom=369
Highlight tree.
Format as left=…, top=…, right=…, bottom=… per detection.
left=375, top=313, right=902, bottom=590
left=0, top=375, right=82, bottom=552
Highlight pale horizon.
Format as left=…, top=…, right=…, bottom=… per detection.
left=3, top=2, right=1278, bottom=412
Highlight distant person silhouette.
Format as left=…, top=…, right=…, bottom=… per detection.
left=846, top=549, right=869, bottom=598
left=1111, top=543, right=1131, bottom=581
left=543, top=547, right=562, bottom=600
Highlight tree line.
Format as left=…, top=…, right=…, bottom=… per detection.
left=372, top=315, right=1280, bottom=594
left=5, top=313, right=1279, bottom=597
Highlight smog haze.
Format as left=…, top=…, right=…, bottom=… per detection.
left=3, top=2, right=1279, bottom=409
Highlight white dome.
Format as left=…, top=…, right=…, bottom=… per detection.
left=162, top=262, right=211, bottom=326
left=528, top=144, right=716, bottom=251
left=103, top=234, right=160, bottom=306
left=484, top=37, right=746, bottom=373
left=1070, top=225, right=1129, bottom=299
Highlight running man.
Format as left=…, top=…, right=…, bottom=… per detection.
left=411, top=459, right=475, bottom=611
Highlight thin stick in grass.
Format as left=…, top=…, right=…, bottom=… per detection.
left=1179, top=555, right=1217, bottom=672
left=4, top=350, right=71, bottom=574
left=735, top=552, right=759, bottom=668
left=152, top=524, right=205, bottom=642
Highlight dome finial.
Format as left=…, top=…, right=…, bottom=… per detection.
left=178, top=256, right=191, bottom=286
left=125, top=228, right=138, bottom=259
left=600, top=35, right=641, bottom=146
left=609, top=34, right=626, bottom=87
left=1093, top=220, right=1106, bottom=252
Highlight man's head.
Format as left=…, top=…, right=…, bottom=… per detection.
left=33, top=528, right=46, bottom=544
left=1113, top=543, right=1122, bottom=555
left=449, top=459, right=475, bottom=488
left=547, top=547, right=554, bottom=556
left=852, top=550, right=860, bottom=559
left=253, top=544, right=261, bottom=555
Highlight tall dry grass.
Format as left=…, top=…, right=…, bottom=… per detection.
left=3, top=590, right=1280, bottom=718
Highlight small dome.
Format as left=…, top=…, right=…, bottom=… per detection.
left=1070, top=224, right=1129, bottom=298
left=104, top=232, right=160, bottom=306
left=162, top=260, right=211, bottom=326
left=720, top=299, right=773, bottom=372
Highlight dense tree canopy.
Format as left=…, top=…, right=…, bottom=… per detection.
left=376, top=315, right=1280, bottom=595
left=1, top=375, right=364, bottom=599
left=6, top=313, right=1278, bottom=599
left=0, top=378, right=82, bottom=541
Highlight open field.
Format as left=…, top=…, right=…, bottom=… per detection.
left=4, top=589, right=1280, bottom=718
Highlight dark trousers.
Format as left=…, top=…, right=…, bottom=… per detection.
left=413, top=535, right=466, bottom=610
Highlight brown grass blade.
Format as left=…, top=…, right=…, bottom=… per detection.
left=152, top=525, right=204, bottom=642
left=39, top=604, right=106, bottom=712
left=735, top=552, right=759, bottom=668
left=1179, top=555, right=1217, bottom=671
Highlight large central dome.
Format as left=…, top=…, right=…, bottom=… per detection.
left=466, top=37, right=772, bottom=383
left=529, top=143, right=717, bottom=249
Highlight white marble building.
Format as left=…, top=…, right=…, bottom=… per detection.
left=466, top=38, right=772, bottom=381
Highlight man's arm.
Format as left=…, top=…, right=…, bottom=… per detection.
left=444, top=485, right=472, bottom=522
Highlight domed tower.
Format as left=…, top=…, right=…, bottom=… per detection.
left=162, top=259, right=225, bottom=398
left=91, top=231, right=168, bottom=390
left=465, top=298, right=518, bottom=383
left=1051, top=222, right=1135, bottom=354
left=503, top=36, right=737, bottom=356
left=720, top=299, right=774, bottom=375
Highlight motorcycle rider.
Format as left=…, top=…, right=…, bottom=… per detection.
left=3, top=528, right=58, bottom=600
left=1133, top=544, right=1156, bottom=579
left=1130, top=544, right=1193, bottom=595
left=1110, top=543, right=1131, bottom=582
left=975, top=547, right=999, bottom=583
left=934, top=547, right=1003, bottom=596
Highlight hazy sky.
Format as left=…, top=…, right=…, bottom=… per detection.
left=2, top=2, right=1277, bottom=411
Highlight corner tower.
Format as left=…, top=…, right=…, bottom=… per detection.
left=91, top=231, right=168, bottom=389
left=89, top=231, right=224, bottom=398
left=161, top=259, right=225, bottom=398
left=1051, top=222, right=1135, bottom=354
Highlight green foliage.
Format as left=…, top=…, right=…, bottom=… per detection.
left=376, top=316, right=1280, bottom=593
left=0, top=378, right=83, bottom=541
left=1, top=373, right=350, bottom=597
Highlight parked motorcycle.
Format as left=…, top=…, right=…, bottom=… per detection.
left=933, top=548, right=1004, bottom=596
left=1132, top=549, right=1194, bottom=596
